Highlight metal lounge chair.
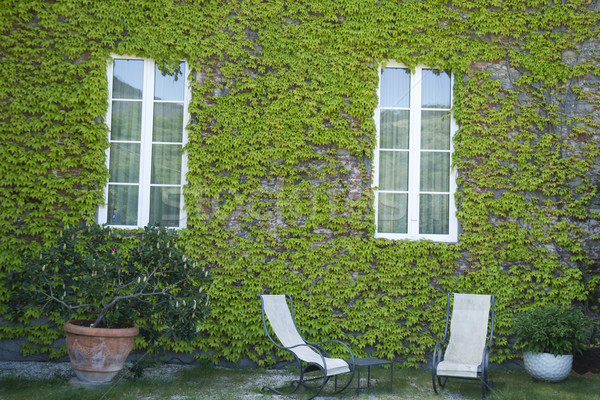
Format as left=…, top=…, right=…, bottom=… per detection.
left=432, top=292, right=496, bottom=398
left=258, top=294, right=355, bottom=399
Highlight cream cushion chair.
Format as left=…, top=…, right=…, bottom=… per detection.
left=258, top=294, right=355, bottom=399
left=432, top=293, right=496, bottom=398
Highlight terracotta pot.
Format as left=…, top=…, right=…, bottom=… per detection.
left=64, top=319, right=139, bottom=384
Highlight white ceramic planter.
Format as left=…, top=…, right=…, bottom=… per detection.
left=523, top=351, right=573, bottom=382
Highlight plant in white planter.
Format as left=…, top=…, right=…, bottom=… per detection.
left=513, top=305, right=594, bottom=382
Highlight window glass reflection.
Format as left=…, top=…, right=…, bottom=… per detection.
left=421, top=111, right=450, bottom=150
left=113, top=59, right=143, bottom=99
left=154, top=62, right=185, bottom=101
left=379, top=151, right=409, bottom=191
left=380, top=110, right=409, bottom=149
left=381, top=68, right=410, bottom=108
left=419, top=194, right=449, bottom=234
left=421, top=69, right=451, bottom=108
left=378, top=193, right=408, bottom=234
left=107, top=184, right=138, bottom=226
left=149, top=187, right=181, bottom=227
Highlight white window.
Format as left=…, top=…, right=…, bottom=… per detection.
left=99, top=56, right=190, bottom=228
left=373, top=62, right=458, bottom=242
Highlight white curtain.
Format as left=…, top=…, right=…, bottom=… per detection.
left=107, top=59, right=144, bottom=226
left=378, top=106, right=410, bottom=233
left=419, top=108, right=450, bottom=234
left=108, top=99, right=142, bottom=226
left=149, top=62, right=184, bottom=227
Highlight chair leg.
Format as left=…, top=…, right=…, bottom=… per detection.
left=297, top=374, right=329, bottom=388
left=481, top=377, right=489, bottom=399
left=432, top=368, right=439, bottom=394
left=330, top=372, right=354, bottom=396
left=440, top=376, right=448, bottom=388
left=481, top=364, right=493, bottom=398
left=305, top=375, right=328, bottom=400
left=481, top=377, right=493, bottom=398
left=262, top=357, right=304, bottom=396
left=296, top=366, right=354, bottom=399
left=432, top=343, right=444, bottom=394
left=432, top=366, right=449, bottom=394
left=296, top=366, right=331, bottom=400
left=262, top=379, right=302, bottom=397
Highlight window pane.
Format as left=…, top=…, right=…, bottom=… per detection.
left=109, top=143, right=140, bottom=183
left=420, top=152, right=450, bottom=192
left=421, top=110, right=450, bottom=150
left=419, top=194, right=449, bottom=234
left=111, top=101, right=142, bottom=141
left=107, top=184, right=138, bottom=226
left=421, top=69, right=451, bottom=108
left=150, top=186, right=181, bottom=227
left=378, top=193, right=408, bottom=233
left=113, top=59, right=143, bottom=99
left=151, top=144, right=182, bottom=184
left=153, top=103, right=184, bottom=142
left=379, top=151, right=408, bottom=191
left=380, top=110, right=409, bottom=149
left=380, top=68, right=410, bottom=108
left=154, top=62, right=185, bottom=101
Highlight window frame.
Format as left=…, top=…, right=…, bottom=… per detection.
left=98, top=55, right=190, bottom=229
left=373, top=61, right=458, bottom=242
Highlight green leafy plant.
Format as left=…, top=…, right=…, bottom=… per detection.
left=513, top=305, right=596, bottom=356
left=1, top=1, right=599, bottom=365
left=7, top=223, right=210, bottom=342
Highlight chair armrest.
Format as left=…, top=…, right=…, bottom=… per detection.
left=286, top=341, right=355, bottom=377
left=481, top=345, right=491, bottom=374
left=308, top=339, right=355, bottom=370
left=285, top=342, right=329, bottom=368
left=433, top=341, right=445, bottom=370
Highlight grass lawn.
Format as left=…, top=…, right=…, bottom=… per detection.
left=0, top=363, right=599, bottom=400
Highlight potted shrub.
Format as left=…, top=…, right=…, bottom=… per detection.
left=7, top=223, right=210, bottom=384
left=513, top=305, right=594, bottom=382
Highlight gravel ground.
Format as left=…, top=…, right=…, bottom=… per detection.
left=0, top=361, right=403, bottom=399
left=0, top=361, right=74, bottom=380
left=0, top=361, right=335, bottom=399
left=0, top=361, right=476, bottom=400
left=0, top=361, right=195, bottom=382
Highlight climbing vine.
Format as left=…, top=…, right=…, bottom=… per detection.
left=1, top=0, right=598, bottom=366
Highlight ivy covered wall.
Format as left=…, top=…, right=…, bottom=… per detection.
left=1, top=0, right=599, bottom=366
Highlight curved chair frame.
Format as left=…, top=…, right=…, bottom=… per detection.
left=432, top=292, right=496, bottom=398
left=258, top=294, right=355, bottom=400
